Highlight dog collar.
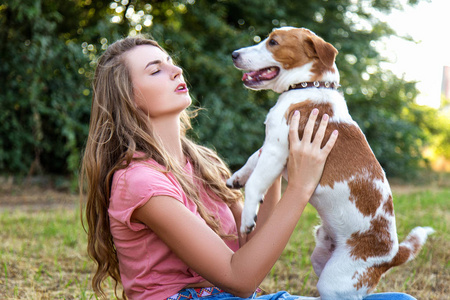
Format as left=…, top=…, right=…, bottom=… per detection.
left=288, top=81, right=340, bottom=91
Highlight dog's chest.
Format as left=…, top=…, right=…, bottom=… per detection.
left=265, top=90, right=353, bottom=129
left=264, top=94, right=295, bottom=128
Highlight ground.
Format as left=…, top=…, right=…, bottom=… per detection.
left=0, top=175, right=448, bottom=299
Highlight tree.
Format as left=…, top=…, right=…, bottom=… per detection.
left=0, top=0, right=443, bottom=179
left=128, top=0, right=434, bottom=177
left=0, top=0, right=117, bottom=176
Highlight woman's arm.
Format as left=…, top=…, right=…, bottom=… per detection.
left=133, top=109, right=337, bottom=297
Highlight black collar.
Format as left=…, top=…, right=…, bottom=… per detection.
left=288, top=81, right=340, bottom=91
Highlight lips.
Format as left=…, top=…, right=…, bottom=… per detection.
left=175, top=82, right=188, bottom=93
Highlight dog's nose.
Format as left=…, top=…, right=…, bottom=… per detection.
left=231, top=51, right=240, bottom=61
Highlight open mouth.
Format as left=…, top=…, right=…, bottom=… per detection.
left=175, top=83, right=188, bottom=93
left=242, top=67, right=280, bottom=86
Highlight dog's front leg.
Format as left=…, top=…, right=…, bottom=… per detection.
left=240, top=121, right=290, bottom=233
left=226, top=148, right=261, bottom=189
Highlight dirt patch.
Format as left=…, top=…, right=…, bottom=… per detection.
left=0, top=181, right=78, bottom=211
left=390, top=184, right=442, bottom=195
left=0, top=179, right=447, bottom=210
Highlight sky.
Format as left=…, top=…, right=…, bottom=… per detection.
left=377, top=0, right=450, bottom=108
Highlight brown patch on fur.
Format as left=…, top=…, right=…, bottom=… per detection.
left=267, top=28, right=337, bottom=81
left=348, top=178, right=382, bottom=217
left=353, top=235, right=422, bottom=291
left=286, top=101, right=334, bottom=124
left=353, top=264, right=390, bottom=292
left=383, top=195, right=394, bottom=216
left=392, top=244, right=414, bottom=266
left=285, top=101, right=384, bottom=189
left=267, top=30, right=309, bottom=70
left=347, top=216, right=393, bottom=261
left=400, top=234, right=421, bottom=259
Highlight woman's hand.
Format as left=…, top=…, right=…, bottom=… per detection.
left=286, top=109, right=338, bottom=197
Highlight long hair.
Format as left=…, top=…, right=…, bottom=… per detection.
left=80, top=36, right=242, bottom=299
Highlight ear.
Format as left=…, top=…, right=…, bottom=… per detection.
left=305, top=35, right=338, bottom=68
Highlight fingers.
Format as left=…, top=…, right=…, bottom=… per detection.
left=321, top=129, right=339, bottom=155
left=290, top=108, right=339, bottom=152
left=312, top=113, right=328, bottom=146
left=289, top=110, right=301, bottom=146
left=312, top=112, right=338, bottom=153
left=303, top=108, right=319, bottom=143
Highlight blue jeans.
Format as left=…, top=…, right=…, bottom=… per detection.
left=180, top=289, right=416, bottom=300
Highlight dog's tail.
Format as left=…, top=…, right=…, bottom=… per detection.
left=389, top=226, right=434, bottom=267
left=353, top=226, right=434, bottom=294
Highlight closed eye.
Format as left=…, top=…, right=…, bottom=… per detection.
left=148, top=55, right=177, bottom=76
left=145, top=55, right=171, bottom=72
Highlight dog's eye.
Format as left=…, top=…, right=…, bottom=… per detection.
left=269, top=39, right=279, bottom=46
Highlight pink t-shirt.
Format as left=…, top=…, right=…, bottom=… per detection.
left=108, top=159, right=239, bottom=300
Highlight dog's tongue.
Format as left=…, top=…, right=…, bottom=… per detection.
left=242, top=70, right=260, bottom=81
left=242, top=67, right=279, bottom=82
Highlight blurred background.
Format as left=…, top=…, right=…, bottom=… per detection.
left=1, top=0, right=449, bottom=188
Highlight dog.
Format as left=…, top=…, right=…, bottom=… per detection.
left=226, top=27, right=434, bottom=299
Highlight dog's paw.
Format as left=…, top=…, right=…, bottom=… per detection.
left=240, top=199, right=261, bottom=234
left=226, top=176, right=244, bottom=189
left=240, top=214, right=257, bottom=234
left=226, top=171, right=250, bottom=189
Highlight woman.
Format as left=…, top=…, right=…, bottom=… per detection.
left=81, top=36, right=415, bottom=300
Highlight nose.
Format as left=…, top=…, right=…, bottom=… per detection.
left=231, top=51, right=240, bottom=61
left=171, top=65, right=183, bottom=80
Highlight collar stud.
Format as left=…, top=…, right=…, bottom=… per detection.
left=288, top=81, right=340, bottom=91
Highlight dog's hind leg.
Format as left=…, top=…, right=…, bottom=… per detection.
left=226, top=148, right=261, bottom=189
left=316, top=254, right=369, bottom=300
left=311, top=226, right=335, bottom=277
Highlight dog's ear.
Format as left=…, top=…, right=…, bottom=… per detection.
left=305, top=35, right=338, bottom=68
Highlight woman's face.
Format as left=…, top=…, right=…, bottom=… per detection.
left=125, top=45, right=191, bottom=119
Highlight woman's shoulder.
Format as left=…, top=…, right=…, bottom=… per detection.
left=114, top=157, right=167, bottom=184
left=110, top=156, right=185, bottom=206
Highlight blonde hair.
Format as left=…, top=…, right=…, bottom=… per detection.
left=80, top=36, right=242, bottom=299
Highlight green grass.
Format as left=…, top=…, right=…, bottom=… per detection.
left=0, top=187, right=448, bottom=299
left=261, top=187, right=449, bottom=299
left=0, top=208, right=119, bottom=299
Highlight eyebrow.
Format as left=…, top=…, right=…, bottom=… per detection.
left=144, top=56, right=171, bottom=70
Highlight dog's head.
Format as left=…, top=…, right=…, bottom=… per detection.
left=232, top=27, right=339, bottom=93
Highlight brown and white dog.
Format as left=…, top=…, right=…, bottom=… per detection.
left=226, top=27, right=434, bottom=299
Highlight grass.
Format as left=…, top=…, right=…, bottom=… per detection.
left=0, top=184, right=448, bottom=299
left=260, top=187, right=450, bottom=299
left=0, top=208, right=104, bottom=299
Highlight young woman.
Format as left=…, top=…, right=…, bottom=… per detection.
left=81, top=36, right=416, bottom=300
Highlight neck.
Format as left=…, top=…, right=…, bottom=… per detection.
left=287, top=81, right=340, bottom=92
left=271, top=65, right=340, bottom=93
left=150, top=116, right=185, bottom=166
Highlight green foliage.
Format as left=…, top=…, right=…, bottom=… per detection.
left=0, top=0, right=120, bottom=176
left=1, top=1, right=88, bottom=174
left=1, top=0, right=447, bottom=178
left=135, top=0, right=436, bottom=176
